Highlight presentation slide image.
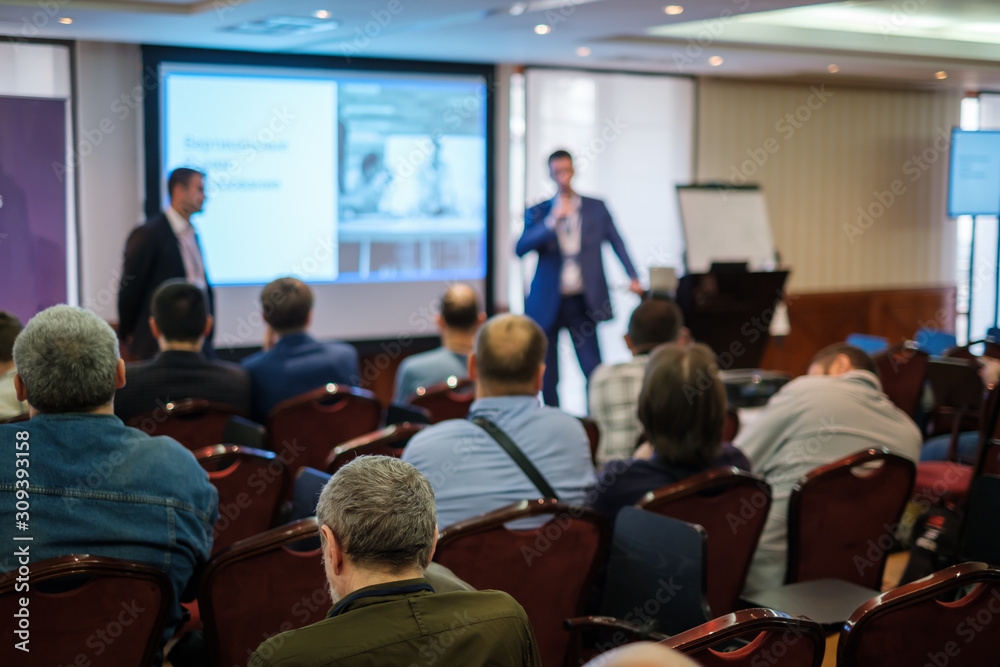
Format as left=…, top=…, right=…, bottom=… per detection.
left=950, top=130, right=1000, bottom=216
left=164, top=72, right=338, bottom=285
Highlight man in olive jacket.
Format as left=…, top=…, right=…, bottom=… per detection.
left=249, top=456, right=540, bottom=667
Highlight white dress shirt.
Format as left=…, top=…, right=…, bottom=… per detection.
left=165, top=207, right=207, bottom=289
left=545, top=194, right=584, bottom=295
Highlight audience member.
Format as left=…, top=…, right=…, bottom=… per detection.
left=393, top=283, right=484, bottom=402
left=0, top=305, right=218, bottom=641
left=403, top=314, right=596, bottom=529
left=735, top=343, right=922, bottom=593
left=582, top=642, right=699, bottom=667
left=114, top=279, right=251, bottom=423
left=589, top=298, right=689, bottom=464
left=0, top=311, right=27, bottom=419
left=242, top=277, right=359, bottom=422
left=920, top=354, right=1000, bottom=462
left=249, top=456, right=540, bottom=667
left=588, top=343, right=750, bottom=523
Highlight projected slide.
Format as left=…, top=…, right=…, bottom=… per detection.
left=949, top=129, right=1000, bottom=217
left=162, top=66, right=487, bottom=286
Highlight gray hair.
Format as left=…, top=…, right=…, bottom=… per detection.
left=13, top=305, right=119, bottom=413
left=316, top=456, right=437, bottom=573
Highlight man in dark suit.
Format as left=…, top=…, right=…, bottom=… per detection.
left=242, top=277, right=359, bottom=422
left=516, top=150, right=643, bottom=406
left=118, top=167, right=213, bottom=360
left=114, top=280, right=250, bottom=424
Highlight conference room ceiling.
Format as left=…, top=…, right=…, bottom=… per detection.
left=2, top=0, right=1000, bottom=88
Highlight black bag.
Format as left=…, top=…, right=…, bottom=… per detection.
left=900, top=504, right=964, bottom=584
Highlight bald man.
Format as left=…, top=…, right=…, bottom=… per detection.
left=402, top=314, right=596, bottom=529
left=393, top=284, right=485, bottom=403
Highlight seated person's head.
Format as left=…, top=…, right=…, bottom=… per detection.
left=470, top=314, right=546, bottom=397
left=150, top=279, right=211, bottom=350
left=13, top=305, right=125, bottom=415
left=316, top=456, right=437, bottom=601
left=438, top=284, right=485, bottom=334
left=626, top=298, right=688, bottom=355
left=261, top=277, right=313, bottom=336
left=0, top=311, right=22, bottom=371
left=637, top=343, right=726, bottom=468
left=808, top=343, right=876, bottom=377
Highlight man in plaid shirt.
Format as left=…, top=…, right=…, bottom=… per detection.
left=588, top=298, right=689, bottom=466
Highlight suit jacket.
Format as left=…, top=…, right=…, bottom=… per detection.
left=241, top=332, right=360, bottom=422
left=114, top=350, right=251, bottom=424
left=516, top=195, right=637, bottom=331
left=118, top=214, right=214, bottom=360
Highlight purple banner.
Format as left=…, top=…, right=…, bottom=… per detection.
left=0, top=96, right=68, bottom=324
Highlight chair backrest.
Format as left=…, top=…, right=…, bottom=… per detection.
left=602, top=507, right=711, bottom=636
left=839, top=562, right=1000, bottom=665
left=786, top=448, right=915, bottom=588
left=663, top=608, right=825, bottom=667
left=324, top=422, right=424, bottom=474
left=0, top=555, right=171, bottom=667
left=0, top=412, right=28, bottom=424
left=960, top=475, right=1000, bottom=566
left=289, top=467, right=332, bottom=522
left=914, top=327, right=958, bottom=356
left=266, top=384, right=382, bottom=496
left=408, top=376, right=475, bottom=423
left=127, top=398, right=242, bottom=451
left=200, top=518, right=327, bottom=667
left=434, top=499, right=609, bottom=667
left=578, top=416, right=600, bottom=465
left=846, top=333, right=890, bottom=356
left=723, top=407, right=740, bottom=443
left=194, top=444, right=285, bottom=553
left=873, top=344, right=928, bottom=419
left=637, top=467, right=772, bottom=616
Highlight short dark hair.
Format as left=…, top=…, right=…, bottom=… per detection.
left=0, top=311, right=23, bottom=363
left=151, top=280, right=207, bottom=344
left=628, top=299, right=684, bottom=352
left=548, top=149, right=573, bottom=165
left=167, top=168, right=204, bottom=198
left=475, top=314, right=546, bottom=392
left=638, top=343, right=726, bottom=468
left=440, top=284, right=480, bottom=330
left=811, top=343, right=877, bottom=375
left=261, top=277, right=313, bottom=334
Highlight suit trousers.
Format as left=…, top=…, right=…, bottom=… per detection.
left=542, top=294, right=602, bottom=406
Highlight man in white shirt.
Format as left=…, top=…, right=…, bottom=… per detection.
left=118, top=168, right=213, bottom=360
left=735, top=344, right=923, bottom=593
left=0, top=312, right=27, bottom=419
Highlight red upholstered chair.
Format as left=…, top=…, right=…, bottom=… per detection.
left=838, top=562, right=1000, bottom=665
left=434, top=500, right=610, bottom=667
left=126, top=398, right=243, bottom=451
left=662, top=608, right=825, bottom=667
left=324, top=422, right=424, bottom=474
left=408, top=376, right=474, bottom=423
left=579, top=416, right=600, bottom=466
left=266, top=384, right=382, bottom=497
left=637, top=467, right=771, bottom=616
left=873, top=343, right=929, bottom=420
left=194, top=445, right=285, bottom=554
left=787, top=449, right=915, bottom=588
left=723, top=407, right=741, bottom=443
left=200, top=518, right=327, bottom=667
left=0, top=413, right=28, bottom=424
left=0, top=555, right=171, bottom=667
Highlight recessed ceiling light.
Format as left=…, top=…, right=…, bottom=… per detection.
left=665, top=5, right=684, bottom=15
left=576, top=47, right=591, bottom=57
left=534, top=24, right=551, bottom=35
left=708, top=56, right=724, bottom=66
left=313, top=10, right=331, bottom=19
left=935, top=70, right=948, bottom=80
left=510, top=2, right=528, bottom=15
left=828, top=64, right=840, bottom=73
left=57, top=17, right=73, bottom=24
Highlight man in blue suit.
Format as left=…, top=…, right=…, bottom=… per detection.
left=517, top=150, right=643, bottom=406
left=242, top=277, right=359, bottom=422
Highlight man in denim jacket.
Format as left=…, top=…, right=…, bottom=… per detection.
left=0, top=305, right=218, bottom=644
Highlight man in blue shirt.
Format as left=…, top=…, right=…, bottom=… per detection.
left=0, top=305, right=218, bottom=644
left=402, top=314, right=596, bottom=529
left=393, top=283, right=485, bottom=403
left=242, top=277, right=359, bottom=422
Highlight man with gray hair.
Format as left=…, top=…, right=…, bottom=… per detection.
left=0, top=305, right=218, bottom=645
left=249, top=456, right=540, bottom=666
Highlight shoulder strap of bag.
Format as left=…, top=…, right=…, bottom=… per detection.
left=471, top=417, right=560, bottom=501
